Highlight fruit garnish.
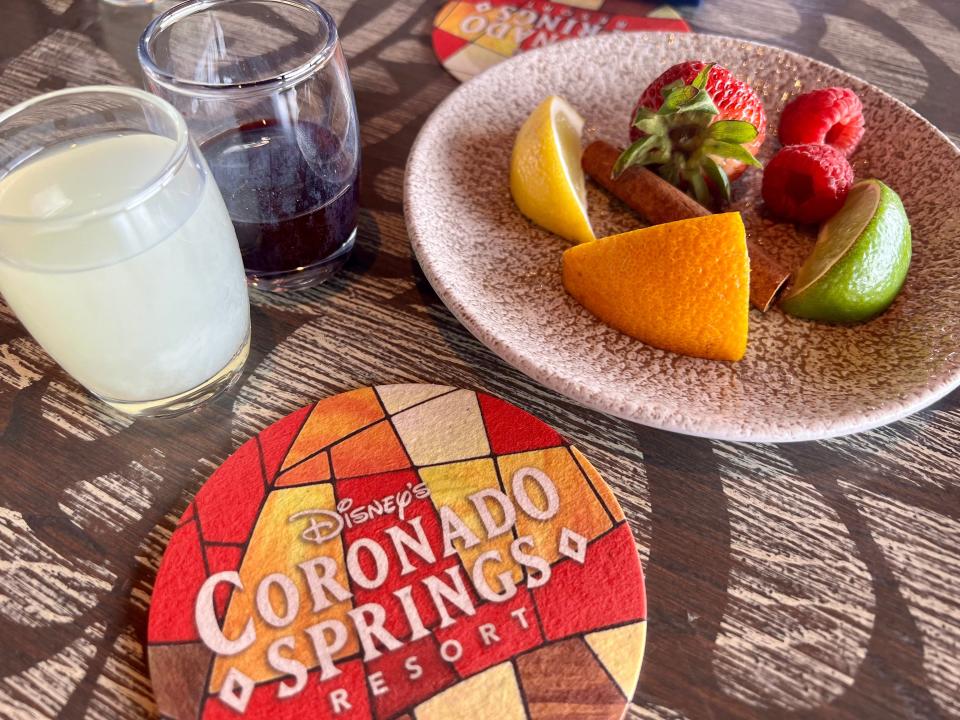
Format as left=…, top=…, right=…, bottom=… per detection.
left=614, top=61, right=766, bottom=206
left=780, top=179, right=911, bottom=323
left=562, top=213, right=750, bottom=362
left=510, top=95, right=595, bottom=244
left=779, top=87, right=865, bottom=157
left=761, top=143, right=853, bottom=223
left=582, top=139, right=789, bottom=311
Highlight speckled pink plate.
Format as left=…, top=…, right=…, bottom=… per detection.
left=404, top=32, right=960, bottom=442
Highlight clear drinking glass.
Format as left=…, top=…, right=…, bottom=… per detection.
left=138, top=0, right=361, bottom=292
left=0, top=86, right=250, bottom=417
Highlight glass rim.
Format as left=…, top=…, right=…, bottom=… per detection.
left=0, top=85, right=190, bottom=227
left=138, top=0, right=340, bottom=98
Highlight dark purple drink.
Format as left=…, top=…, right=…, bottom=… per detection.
left=201, top=119, right=359, bottom=290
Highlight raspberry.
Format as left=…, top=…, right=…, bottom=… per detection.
left=778, top=87, right=865, bottom=156
left=762, top=144, right=854, bottom=223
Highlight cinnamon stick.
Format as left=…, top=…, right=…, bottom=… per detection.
left=582, top=140, right=790, bottom=312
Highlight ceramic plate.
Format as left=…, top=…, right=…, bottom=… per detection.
left=404, top=32, right=960, bottom=442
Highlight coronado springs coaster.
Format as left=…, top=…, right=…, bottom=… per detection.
left=432, top=1, right=689, bottom=82
left=148, top=385, right=647, bottom=719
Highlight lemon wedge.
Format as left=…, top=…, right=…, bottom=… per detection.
left=510, top=96, right=595, bottom=244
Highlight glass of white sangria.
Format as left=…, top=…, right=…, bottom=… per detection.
left=0, top=85, right=250, bottom=417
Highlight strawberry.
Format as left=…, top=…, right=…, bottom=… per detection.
left=778, top=87, right=864, bottom=156
left=761, top=143, right=853, bottom=223
left=615, top=61, right=767, bottom=206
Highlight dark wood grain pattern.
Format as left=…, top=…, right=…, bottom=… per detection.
left=0, top=1, right=958, bottom=718
left=515, top=637, right=627, bottom=718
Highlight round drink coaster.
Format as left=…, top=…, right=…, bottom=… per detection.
left=148, top=385, right=647, bottom=719
left=432, top=1, right=689, bottom=82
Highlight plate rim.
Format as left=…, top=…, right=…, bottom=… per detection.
left=404, top=31, right=960, bottom=443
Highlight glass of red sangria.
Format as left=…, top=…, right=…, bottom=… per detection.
left=138, top=0, right=360, bottom=292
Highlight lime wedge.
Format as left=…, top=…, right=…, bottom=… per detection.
left=780, top=179, right=911, bottom=323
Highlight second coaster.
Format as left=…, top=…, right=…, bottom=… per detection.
left=433, top=0, right=690, bottom=82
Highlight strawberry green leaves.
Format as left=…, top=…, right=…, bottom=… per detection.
left=629, top=107, right=665, bottom=137
left=702, top=155, right=732, bottom=203
left=612, top=61, right=763, bottom=205
left=659, top=74, right=718, bottom=117
left=685, top=167, right=712, bottom=207
left=701, top=121, right=761, bottom=201
left=612, top=133, right=670, bottom=177
left=708, top=119, right=759, bottom=144
left=691, top=62, right=714, bottom=90
left=703, top=140, right=762, bottom=168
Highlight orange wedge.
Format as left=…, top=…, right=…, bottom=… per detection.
left=562, top=213, right=750, bottom=361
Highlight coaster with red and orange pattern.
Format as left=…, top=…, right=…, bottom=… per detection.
left=433, top=1, right=690, bottom=82
left=147, top=385, right=647, bottom=719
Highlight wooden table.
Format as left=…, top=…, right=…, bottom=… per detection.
left=1, top=1, right=958, bottom=718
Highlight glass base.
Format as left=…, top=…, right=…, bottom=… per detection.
left=101, top=330, right=250, bottom=418
left=245, top=227, right=356, bottom=293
